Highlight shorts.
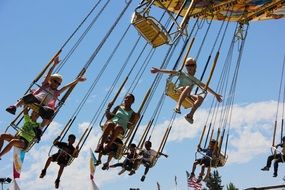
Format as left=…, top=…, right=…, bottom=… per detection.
left=22, top=94, right=41, bottom=104
left=39, top=106, right=54, bottom=120
left=19, top=136, right=29, bottom=149
left=51, top=153, right=70, bottom=166
left=22, top=94, right=54, bottom=120
left=196, top=158, right=211, bottom=167
left=142, top=159, right=152, bottom=167
left=123, top=159, right=134, bottom=170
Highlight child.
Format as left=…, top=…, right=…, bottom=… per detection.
left=0, top=106, right=40, bottom=159
left=39, top=134, right=79, bottom=189
left=261, top=136, right=285, bottom=177
left=6, top=55, right=86, bottom=128
left=150, top=57, right=222, bottom=124
left=133, top=141, right=168, bottom=182
left=109, top=143, right=138, bottom=175
left=95, top=137, right=123, bottom=171
left=190, top=139, right=217, bottom=181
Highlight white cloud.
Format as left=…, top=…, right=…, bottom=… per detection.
left=227, top=129, right=270, bottom=164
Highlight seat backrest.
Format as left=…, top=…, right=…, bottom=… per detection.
left=131, top=12, right=170, bottom=47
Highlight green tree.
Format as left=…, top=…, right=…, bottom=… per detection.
left=226, top=182, right=239, bottom=190
left=205, top=170, right=223, bottom=190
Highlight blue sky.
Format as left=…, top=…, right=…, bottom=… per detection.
left=1, top=0, right=285, bottom=190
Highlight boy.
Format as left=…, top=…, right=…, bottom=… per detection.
left=0, top=106, right=40, bottom=159
left=133, top=141, right=168, bottom=182
left=261, top=136, right=285, bottom=177
left=39, top=134, right=79, bottom=189
left=109, top=143, right=138, bottom=175
left=190, top=139, right=217, bottom=181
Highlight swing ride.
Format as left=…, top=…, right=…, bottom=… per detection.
left=1, top=0, right=285, bottom=189
left=131, top=0, right=285, bottom=47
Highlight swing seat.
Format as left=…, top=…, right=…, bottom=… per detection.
left=27, top=103, right=41, bottom=113
left=114, top=142, right=124, bottom=160
left=165, top=81, right=193, bottom=109
left=24, top=140, right=36, bottom=152
left=51, top=145, right=76, bottom=166
left=67, top=157, right=75, bottom=166
left=131, top=12, right=170, bottom=48
left=211, top=153, right=227, bottom=168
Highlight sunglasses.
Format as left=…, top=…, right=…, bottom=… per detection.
left=52, top=79, right=61, bottom=85
left=185, top=64, right=196, bottom=67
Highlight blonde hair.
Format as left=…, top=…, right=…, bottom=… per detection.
left=50, top=73, right=63, bottom=82
left=185, top=57, right=196, bottom=65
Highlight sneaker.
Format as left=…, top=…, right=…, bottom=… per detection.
left=39, top=169, right=46, bottom=178
left=273, top=173, right=277, bottom=177
left=261, top=166, right=270, bottom=171
left=184, top=115, right=194, bottom=124
left=129, top=170, right=135, bottom=176
left=6, top=105, right=16, bottom=115
left=55, top=178, right=60, bottom=189
left=118, top=168, right=126, bottom=175
left=102, top=163, right=109, bottom=170
left=141, top=175, right=146, bottom=182
left=95, top=160, right=101, bottom=166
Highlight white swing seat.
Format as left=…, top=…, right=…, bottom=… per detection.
left=131, top=12, right=170, bottom=48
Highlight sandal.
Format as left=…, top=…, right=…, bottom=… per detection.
left=173, top=108, right=181, bottom=114
left=102, top=163, right=109, bottom=170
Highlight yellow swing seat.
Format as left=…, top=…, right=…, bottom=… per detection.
left=165, top=80, right=193, bottom=109
left=26, top=103, right=41, bottom=113
left=131, top=12, right=170, bottom=48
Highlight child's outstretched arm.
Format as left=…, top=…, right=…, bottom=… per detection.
left=200, top=82, right=223, bottom=102
left=43, top=56, right=60, bottom=84
left=150, top=67, right=178, bottom=75
left=58, top=76, right=86, bottom=94
left=158, top=151, right=168, bottom=158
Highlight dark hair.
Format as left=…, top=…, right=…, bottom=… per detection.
left=282, top=136, right=285, bottom=141
left=127, top=93, right=135, bottom=103
left=68, top=134, right=76, bottom=140
left=129, top=143, right=136, bottom=148
left=145, top=141, right=152, bottom=147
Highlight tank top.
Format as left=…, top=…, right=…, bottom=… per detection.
left=33, top=82, right=60, bottom=109
left=112, top=106, right=134, bottom=133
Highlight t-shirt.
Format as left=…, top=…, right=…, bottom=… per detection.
left=18, top=114, right=40, bottom=143
left=141, top=149, right=157, bottom=163
left=176, top=71, right=202, bottom=90
left=276, top=143, right=285, bottom=154
left=56, top=142, right=75, bottom=159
